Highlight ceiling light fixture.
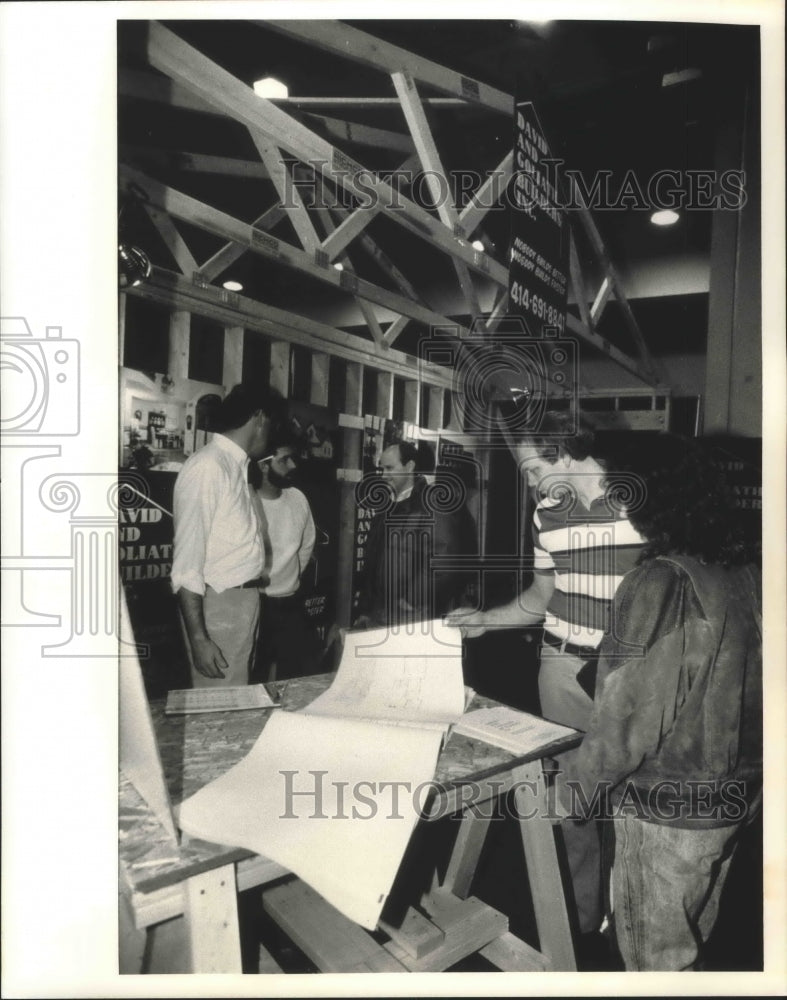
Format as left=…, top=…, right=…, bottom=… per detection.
left=471, top=240, right=485, bottom=252
left=119, top=244, right=152, bottom=288
left=222, top=280, right=243, bottom=292
left=650, top=209, right=680, bottom=227
left=253, top=77, right=289, bottom=99
left=119, top=183, right=153, bottom=289
left=333, top=262, right=344, bottom=271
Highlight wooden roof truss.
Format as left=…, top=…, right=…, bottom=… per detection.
left=120, top=19, right=660, bottom=419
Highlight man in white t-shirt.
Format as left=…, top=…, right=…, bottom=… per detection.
left=251, top=434, right=323, bottom=682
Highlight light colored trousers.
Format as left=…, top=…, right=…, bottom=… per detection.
left=182, top=586, right=260, bottom=687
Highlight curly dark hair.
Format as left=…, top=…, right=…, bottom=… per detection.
left=610, top=433, right=754, bottom=567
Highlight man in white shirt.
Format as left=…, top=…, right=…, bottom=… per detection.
left=171, top=384, right=280, bottom=687
left=251, top=433, right=322, bottom=682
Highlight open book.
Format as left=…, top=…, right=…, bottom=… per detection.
left=452, top=705, right=578, bottom=756
left=177, top=620, right=467, bottom=930
left=164, top=683, right=276, bottom=715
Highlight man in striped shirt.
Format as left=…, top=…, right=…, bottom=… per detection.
left=448, top=412, right=645, bottom=937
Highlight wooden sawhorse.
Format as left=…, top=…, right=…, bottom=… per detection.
left=261, top=756, right=577, bottom=972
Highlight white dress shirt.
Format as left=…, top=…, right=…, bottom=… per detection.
left=171, top=433, right=263, bottom=595
left=259, top=487, right=316, bottom=597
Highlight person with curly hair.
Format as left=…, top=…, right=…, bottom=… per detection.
left=553, top=432, right=762, bottom=970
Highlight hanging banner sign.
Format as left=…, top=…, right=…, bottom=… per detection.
left=118, top=471, right=176, bottom=584
left=509, top=101, right=569, bottom=338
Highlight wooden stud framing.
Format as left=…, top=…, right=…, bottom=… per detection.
left=269, top=341, right=291, bottom=397
left=223, top=325, right=244, bottom=386
left=427, top=387, right=444, bottom=432
left=310, top=352, right=330, bottom=407
left=403, top=380, right=420, bottom=423
left=377, top=371, right=394, bottom=419
left=168, top=310, right=190, bottom=380
left=128, top=268, right=454, bottom=390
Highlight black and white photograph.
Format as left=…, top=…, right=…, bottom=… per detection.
left=1, top=2, right=785, bottom=997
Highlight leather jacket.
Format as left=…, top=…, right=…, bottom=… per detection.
left=556, top=554, right=762, bottom=827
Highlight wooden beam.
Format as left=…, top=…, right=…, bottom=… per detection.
left=565, top=311, right=654, bottom=385
left=567, top=177, right=658, bottom=380
left=143, top=204, right=198, bottom=276
left=248, top=131, right=320, bottom=252
left=145, top=22, right=508, bottom=288
left=119, top=164, right=468, bottom=340
left=301, top=111, right=414, bottom=153
left=312, top=196, right=386, bottom=348
left=278, top=96, right=467, bottom=108
left=590, top=276, right=613, bottom=323
left=119, top=71, right=464, bottom=112
left=128, top=267, right=455, bottom=390
left=119, top=67, right=218, bottom=116
left=392, top=70, right=480, bottom=317
left=183, top=866, right=242, bottom=973
left=568, top=228, right=594, bottom=333
left=263, top=21, right=513, bottom=115
left=197, top=202, right=285, bottom=282
left=458, top=150, right=514, bottom=236
left=383, top=315, right=410, bottom=347
left=321, top=202, right=381, bottom=262
left=121, top=143, right=269, bottom=180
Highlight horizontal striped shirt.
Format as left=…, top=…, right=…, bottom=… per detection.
left=533, top=491, right=645, bottom=648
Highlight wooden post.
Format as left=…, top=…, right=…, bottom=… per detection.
left=336, top=362, right=363, bottom=627
left=223, top=324, right=244, bottom=387
left=310, top=352, right=330, bottom=407
left=269, top=340, right=290, bottom=396
left=427, top=386, right=444, bottom=432
left=168, top=309, right=190, bottom=380
left=403, top=380, right=420, bottom=424
left=376, top=371, right=394, bottom=420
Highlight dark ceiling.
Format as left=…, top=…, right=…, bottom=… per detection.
left=118, top=18, right=760, bottom=361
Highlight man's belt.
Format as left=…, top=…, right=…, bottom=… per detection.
left=542, top=631, right=599, bottom=660
left=231, top=576, right=269, bottom=590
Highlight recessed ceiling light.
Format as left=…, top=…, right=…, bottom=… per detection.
left=471, top=240, right=485, bottom=252
left=253, top=77, right=289, bottom=99
left=650, top=209, right=680, bottom=227
left=333, top=262, right=344, bottom=271
left=223, top=280, right=243, bottom=292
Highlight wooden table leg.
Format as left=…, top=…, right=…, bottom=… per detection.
left=441, top=810, right=493, bottom=899
left=183, top=864, right=243, bottom=973
left=513, top=760, right=576, bottom=971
